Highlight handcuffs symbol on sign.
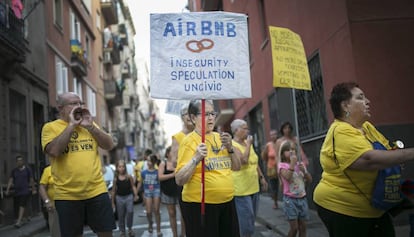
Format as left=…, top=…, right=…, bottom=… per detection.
left=186, top=39, right=214, bottom=53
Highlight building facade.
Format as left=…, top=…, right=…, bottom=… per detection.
left=0, top=0, right=165, bottom=226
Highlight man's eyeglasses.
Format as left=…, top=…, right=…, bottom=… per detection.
left=64, top=101, right=85, bottom=106
left=197, top=111, right=217, bottom=117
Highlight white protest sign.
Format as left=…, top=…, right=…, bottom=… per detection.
left=150, top=12, right=251, bottom=100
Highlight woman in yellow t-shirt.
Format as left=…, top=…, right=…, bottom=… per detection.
left=231, top=119, right=267, bottom=237
left=175, top=100, right=241, bottom=237
left=313, top=82, right=414, bottom=237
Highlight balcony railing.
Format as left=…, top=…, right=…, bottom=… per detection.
left=103, top=30, right=121, bottom=65
left=0, top=2, right=26, bottom=61
left=100, top=0, right=118, bottom=25
left=104, top=80, right=123, bottom=107
left=119, top=23, right=128, bottom=46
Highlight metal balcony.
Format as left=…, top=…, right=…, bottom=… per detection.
left=70, top=39, right=87, bottom=76
left=104, top=80, right=123, bottom=107
left=0, top=2, right=26, bottom=62
left=119, top=23, right=128, bottom=46
left=121, top=62, right=130, bottom=79
left=100, top=0, right=118, bottom=25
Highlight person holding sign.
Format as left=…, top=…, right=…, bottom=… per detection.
left=175, top=100, right=241, bottom=237
left=314, top=82, right=414, bottom=237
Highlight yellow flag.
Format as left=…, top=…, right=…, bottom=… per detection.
left=269, top=26, right=311, bottom=90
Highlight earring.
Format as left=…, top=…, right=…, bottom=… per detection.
left=345, top=111, right=350, bottom=118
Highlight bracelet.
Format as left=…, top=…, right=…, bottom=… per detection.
left=191, top=157, right=198, bottom=166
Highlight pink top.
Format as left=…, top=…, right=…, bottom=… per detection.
left=278, top=162, right=306, bottom=198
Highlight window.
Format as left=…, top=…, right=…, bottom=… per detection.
left=295, top=53, right=328, bottom=139
left=54, top=0, right=63, bottom=28
left=73, top=78, right=83, bottom=99
left=56, top=58, right=68, bottom=96
left=87, top=87, right=96, bottom=117
left=70, top=11, right=81, bottom=42
left=96, top=11, right=101, bottom=31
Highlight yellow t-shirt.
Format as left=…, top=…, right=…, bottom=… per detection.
left=41, top=119, right=107, bottom=200
left=173, top=131, right=186, bottom=145
left=232, top=141, right=259, bottom=196
left=39, top=166, right=55, bottom=201
left=313, top=120, right=390, bottom=218
left=176, top=131, right=234, bottom=204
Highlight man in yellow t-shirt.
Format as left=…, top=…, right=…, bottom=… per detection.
left=41, top=92, right=115, bottom=237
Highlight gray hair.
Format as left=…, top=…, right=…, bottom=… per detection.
left=180, top=104, right=189, bottom=116
left=230, top=119, right=247, bottom=134
left=56, top=92, right=79, bottom=106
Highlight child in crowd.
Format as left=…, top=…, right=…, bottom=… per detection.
left=278, top=140, right=312, bottom=237
left=112, top=160, right=139, bottom=237
left=137, top=154, right=162, bottom=237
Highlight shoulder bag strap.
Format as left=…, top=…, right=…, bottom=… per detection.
left=332, top=126, right=371, bottom=203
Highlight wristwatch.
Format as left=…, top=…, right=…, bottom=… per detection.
left=44, top=199, right=50, bottom=204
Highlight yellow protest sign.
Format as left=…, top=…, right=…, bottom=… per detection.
left=269, top=26, right=311, bottom=90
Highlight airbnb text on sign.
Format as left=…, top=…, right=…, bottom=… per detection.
left=150, top=12, right=251, bottom=100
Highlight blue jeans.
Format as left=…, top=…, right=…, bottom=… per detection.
left=234, top=193, right=259, bottom=236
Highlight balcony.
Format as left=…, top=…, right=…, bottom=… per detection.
left=104, top=80, right=123, bottom=107
left=70, top=39, right=87, bottom=76
left=121, top=62, right=130, bottom=79
left=100, top=0, right=118, bottom=25
left=119, top=23, right=128, bottom=46
left=103, top=32, right=121, bottom=65
left=0, top=2, right=27, bottom=62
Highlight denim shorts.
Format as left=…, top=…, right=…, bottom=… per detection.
left=144, top=188, right=161, bottom=198
left=282, top=195, right=309, bottom=221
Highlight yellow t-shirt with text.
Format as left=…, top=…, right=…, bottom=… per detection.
left=176, top=131, right=234, bottom=204
left=41, top=119, right=107, bottom=200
